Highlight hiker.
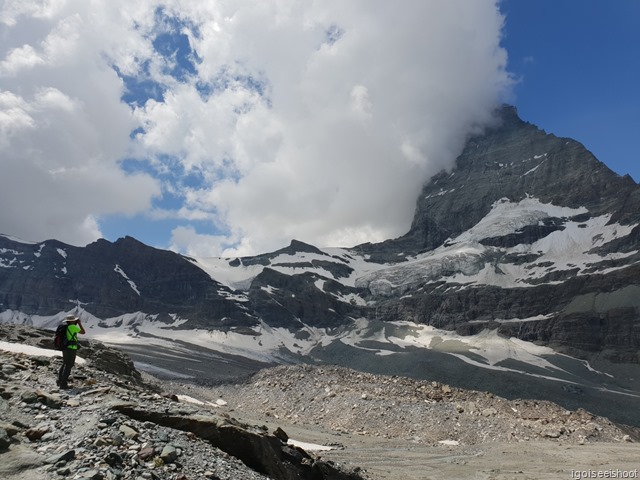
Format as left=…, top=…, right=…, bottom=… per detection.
left=57, top=314, right=85, bottom=389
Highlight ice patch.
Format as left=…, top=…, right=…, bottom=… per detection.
left=452, top=197, right=587, bottom=244
left=192, top=247, right=387, bottom=290
left=288, top=439, right=334, bottom=451
left=523, top=162, right=543, bottom=176
left=438, top=440, right=460, bottom=446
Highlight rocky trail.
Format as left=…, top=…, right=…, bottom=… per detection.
left=1, top=324, right=639, bottom=480
left=0, top=325, right=364, bottom=480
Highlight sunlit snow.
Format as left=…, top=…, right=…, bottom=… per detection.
left=0, top=340, right=86, bottom=364
left=114, top=264, right=141, bottom=296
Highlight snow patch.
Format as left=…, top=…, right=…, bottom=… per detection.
left=288, top=439, right=334, bottom=451
left=114, top=264, right=141, bottom=296
left=0, top=340, right=86, bottom=364
left=356, top=196, right=638, bottom=292
left=0, top=234, right=38, bottom=244
left=34, top=243, right=45, bottom=258
left=452, top=197, right=587, bottom=244
left=192, top=247, right=387, bottom=291
left=523, top=162, right=544, bottom=176
left=438, top=440, right=460, bottom=446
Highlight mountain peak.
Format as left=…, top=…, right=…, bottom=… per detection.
left=494, top=104, right=524, bottom=126
left=286, top=239, right=325, bottom=255
left=401, top=106, right=640, bottom=253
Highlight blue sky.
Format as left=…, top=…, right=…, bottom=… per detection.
left=501, top=0, right=639, bottom=182
left=0, top=1, right=637, bottom=256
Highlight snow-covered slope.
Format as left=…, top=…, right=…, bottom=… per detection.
left=355, top=197, right=638, bottom=295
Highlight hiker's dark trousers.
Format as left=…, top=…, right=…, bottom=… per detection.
left=58, top=349, right=77, bottom=387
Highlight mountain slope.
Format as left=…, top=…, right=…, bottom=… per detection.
left=1, top=105, right=639, bottom=424
left=353, top=107, right=640, bottom=362
left=0, top=235, right=256, bottom=328
left=405, top=105, right=638, bottom=255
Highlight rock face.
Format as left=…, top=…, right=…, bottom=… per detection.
left=0, top=324, right=143, bottom=384
left=0, top=236, right=255, bottom=329
left=406, top=106, right=639, bottom=253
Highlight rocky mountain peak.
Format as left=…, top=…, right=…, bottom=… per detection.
left=396, top=105, right=640, bottom=255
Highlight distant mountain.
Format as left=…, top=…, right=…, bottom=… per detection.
left=354, top=105, right=640, bottom=362
left=2, top=106, right=640, bottom=425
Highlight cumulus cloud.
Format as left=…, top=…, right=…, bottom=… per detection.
left=1, top=0, right=512, bottom=254
left=0, top=0, right=161, bottom=245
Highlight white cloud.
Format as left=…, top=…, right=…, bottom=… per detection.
left=0, top=0, right=512, bottom=254
left=0, top=0, right=67, bottom=27
left=0, top=0, right=161, bottom=245
left=168, top=225, right=232, bottom=258
left=0, top=44, right=45, bottom=73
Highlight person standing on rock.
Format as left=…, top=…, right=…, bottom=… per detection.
left=57, top=314, right=85, bottom=389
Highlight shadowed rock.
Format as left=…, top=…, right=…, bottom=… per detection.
left=110, top=403, right=365, bottom=480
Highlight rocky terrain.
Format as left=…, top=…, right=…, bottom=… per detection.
left=3, top=324, right=639, bottom=480
left=198, top=366, right=640, bottom=479
left=0, top=324, right=365, bottom=480
left=200, top=364, right=638, bottom=447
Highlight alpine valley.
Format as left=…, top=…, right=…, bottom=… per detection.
left=2, top=106, right=639, bottom=427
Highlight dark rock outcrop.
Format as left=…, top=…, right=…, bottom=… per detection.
left=111, top=404, right=364, bottom=480
left=0, top=235, right=257, bottom=328
left=0, top=323, right=146, bottom=384
left=248, top=268, right=364, bottom=330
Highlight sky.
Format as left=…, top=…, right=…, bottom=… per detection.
left=0, top=1, right=638, bottom=257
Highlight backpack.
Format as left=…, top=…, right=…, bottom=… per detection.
left=54, top=324, right=69, bottom=351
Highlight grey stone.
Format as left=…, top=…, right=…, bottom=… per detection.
left=0, top=445, right=46, bottom=474
left=44, top=449, right=75, bottom=465
left=79, top=469, right=104, bottom=479
left=19, top=390, right=38, bottom=404
left=0, top=428, right=11, bottom=450
left=0, top=421, right=20, bottom=437
left=119, top=424, right=139, bottom=439
left=2, top=364, right=17, bottom=375
left=138, top=446, right=155, bottom=460
left=160, top=444, right=178, bottom=463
